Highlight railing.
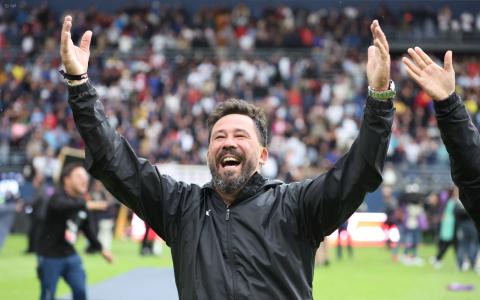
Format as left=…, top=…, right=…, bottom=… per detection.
left=391, top=163, right=452, bottom=193
left=0, top=150, right=28, bottom=172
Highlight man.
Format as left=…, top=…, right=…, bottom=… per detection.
left=36, top=163, right=112, bottom=300
left=403, top=47, right=480, bottom=230
left=60, top=15, right=394, bottom=299
left=0, top=191, right=20, bottom=253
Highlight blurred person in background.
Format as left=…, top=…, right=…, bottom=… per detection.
left=424, top=191, right=441, bottom=243
left=401, top=192, right=427, bottom=266
left=315, top=241, right=330, bottom=267
left=454, top=200, right=479, bottom=272
left=430, top=186, right=458, bottom=269
left=36, top=163, right=112, bottom=300
left=336, top=220, right=353, bottom=259
left=391, top=190, right=407, bottom=262
left=59, top=15, right=394, bottom=299
left=24, top=172, right=53, bottom=254
left=85, top=180, right=117, bottom=252
left=140, top=222, right=159, bottom=256
left=382, top=185, right=398, bottom=250
left=0, top=191, right=22, bottom=253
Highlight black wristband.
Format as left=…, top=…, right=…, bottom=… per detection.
left=59, top=70, right=88, bottom=80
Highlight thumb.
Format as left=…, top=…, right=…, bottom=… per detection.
left=444, top=50, right=454, bottom=72
left=79, top=30, right=92, bottom=52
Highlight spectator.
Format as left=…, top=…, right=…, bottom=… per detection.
left=382, top=185, right=398, bottom=250
left=454, top=201, right=479, bottom=272
left=86, top=180, right=117, bottom=252
left=36, top=164, right=112, bottom=300
left=24, top=173, right=54, bottom=254
left=430, top=186, right=458, bottom=269
left=401, top=191, right=426, bottom=266
left=0, top=191, right=21, bottom=252
left=337, top=220, right=353, bottom=259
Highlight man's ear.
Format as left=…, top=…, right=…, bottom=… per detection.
left=259, top=147, right=269, bottom=166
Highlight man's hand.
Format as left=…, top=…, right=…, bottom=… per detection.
left=402, top=47, right=455, bottom=101
left=60, top=15, right=92, bottom=75
left=101, top=250, right=114, bottom=263
left=367, top=20, right=391, bottom=91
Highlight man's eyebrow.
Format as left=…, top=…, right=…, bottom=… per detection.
left=212, top=128, right=251, bottom=135
left=234, top=129, right=251, bottom=135
left=212, top=129, right=226, bottom=136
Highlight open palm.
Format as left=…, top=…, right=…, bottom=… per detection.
left=60, top=15, right=92, bottom=75
left=402, top=47, right=455, bottom=101
left=366, top=20, right=390, bottom=91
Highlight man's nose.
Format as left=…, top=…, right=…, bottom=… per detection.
left=222, top=136, right=238, bottom=148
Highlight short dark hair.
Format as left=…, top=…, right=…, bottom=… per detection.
left=207, top=99, right=268, bottom=146
left=59, top=163, right=85, bottom=187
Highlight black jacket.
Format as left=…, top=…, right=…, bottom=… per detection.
left=37, top=189, right=103, bottom=257
left=435, top=93, right=480, bottom=230
left=68, top=81, right=394, bottom=300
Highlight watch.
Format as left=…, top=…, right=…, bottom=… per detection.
left=368, top=80, right=396, bottom=101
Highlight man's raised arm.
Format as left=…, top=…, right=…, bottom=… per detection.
left=297, top=20, right=394, bottom=243
left=59, top=15, right=193, bottom=245
left=403, top=47, right=480, bottom=229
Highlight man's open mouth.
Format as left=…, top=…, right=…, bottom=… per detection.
left=219, top=156, right=242, bottom=168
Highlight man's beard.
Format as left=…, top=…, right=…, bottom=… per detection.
left=208, top=148, right=256, bottom=196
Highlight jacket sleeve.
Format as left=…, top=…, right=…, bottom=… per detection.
left=67, top=81, right=195, bottom=246
left=81, top=211, right=103, bottom=252
left=48, top=193, right=86, bottom=212
left=434, top=93, right=480, bottom=230
left=296, top=97, right=394, bottom=245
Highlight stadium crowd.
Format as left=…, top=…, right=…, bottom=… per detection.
left=2, top=3, right=480, bottom=183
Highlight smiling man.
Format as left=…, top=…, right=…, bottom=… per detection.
left=60, top=14, right=394, bottom=300
left=207, top=101, right=269, bottom=205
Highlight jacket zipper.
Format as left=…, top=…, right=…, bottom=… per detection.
left=225, top=208, right=235, bottom=299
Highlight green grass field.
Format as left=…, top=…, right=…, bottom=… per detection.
left=0, top=234, right=478, bottom=299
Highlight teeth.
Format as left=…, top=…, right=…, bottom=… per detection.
left=222, top=157, right=239, bottom=164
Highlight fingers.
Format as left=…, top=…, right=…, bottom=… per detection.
left=79, top=30, right=92, bottom=52
left=414, top=47, right=433, bottom=66
left=402, top=57, right=423, bottom=84
left=61, top=15, right=73, bottom=55
left=370, top=20, right=377, bottom=41
left=62, top=15, right=72, bottom=35
left=370, top=20, right=389, bottom=58
left=407, top=48, right=427, bottom=69
left=374, top=39, right=388, bottom=59
left=370, top=20, right=380, bottom=44
left=402, top=57, right=420, bottom=84
left=402, top=57, right=422, bottom=76
left=444, top=50, right=454, bottom=72
left=375, top=24, right=389, bottom=53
